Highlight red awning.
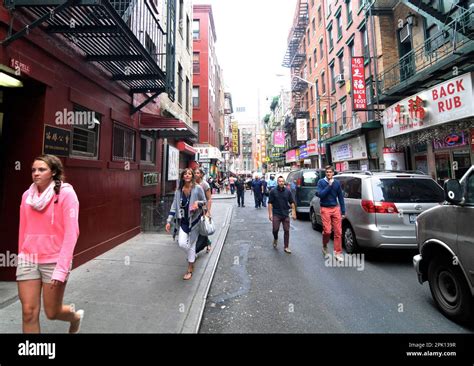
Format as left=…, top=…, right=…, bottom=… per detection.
left=140, top=113, right=197, bottom=139
left=176, top=141, right=197, bottom=156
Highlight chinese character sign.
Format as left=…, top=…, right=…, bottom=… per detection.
left=296, top=119, right=308, bottom=141
left=351, top=57, right=367, bottom=110
left=232, top=123, right=240, bottom=155
left=274, top=131, right=285, bottom=147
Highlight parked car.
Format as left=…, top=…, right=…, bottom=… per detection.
left=413, top=165, right=474, bottom=324
left=309, top=170, right=445, bottom=253
left=286, top=169, right=330, bottom=219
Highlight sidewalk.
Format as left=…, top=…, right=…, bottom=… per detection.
left=0, top=200, right=233, bottom=333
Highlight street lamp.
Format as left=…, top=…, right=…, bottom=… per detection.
left=292, top=75, right=322, bottom=169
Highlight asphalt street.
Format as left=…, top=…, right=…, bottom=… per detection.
left=200, top=191, right=474, bottom=333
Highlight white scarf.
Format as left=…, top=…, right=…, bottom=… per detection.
left=25, top=181, right=56, bottom=211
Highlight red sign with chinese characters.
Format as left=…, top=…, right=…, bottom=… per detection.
left=351, top=57, right=367, bottom=110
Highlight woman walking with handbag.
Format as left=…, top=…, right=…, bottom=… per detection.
left=194, top=168, right=212, bottom=254
left=165, top=168, right=207, bottom=280
left=17, top=154, right=84, bottom=333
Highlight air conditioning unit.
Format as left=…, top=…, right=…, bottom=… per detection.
left=335, top=74, right=345, bottom=84
left=400, top=23, right=411, bottom=43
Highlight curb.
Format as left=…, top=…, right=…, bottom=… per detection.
left=180, top=204, right=233, bottom=333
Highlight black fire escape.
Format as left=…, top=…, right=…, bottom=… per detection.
left=1, top=0, right=176, bottom=114
left=282, top=0, right=309, bottom=128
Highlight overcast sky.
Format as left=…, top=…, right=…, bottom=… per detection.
left=194, top=0, right=297, bottom=124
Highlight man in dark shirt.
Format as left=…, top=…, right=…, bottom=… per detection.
left=235, top=175, right=246, bottom=207
left=268, top=176, right=297, bottom=254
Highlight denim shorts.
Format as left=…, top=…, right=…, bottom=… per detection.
left=16, top=261, right=68, bottom=283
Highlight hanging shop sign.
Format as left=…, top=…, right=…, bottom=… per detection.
left=351, top=56, right=367, bottom=110
left=274, top=130, right=285, bottom=147
left=433, top=131, right=468, bottom=150
left=232, top=123, right=239, bottom=154
left=331, top=135, right=367, bottom=163
left=167, top=145, right=180, bottom=181
left=296, top=119, right=308, bottom=141
left=307, top=139, right=318, bottom=156
left=285, top=149, right=297, bottom=163
left=43, top=125, right=70, bottom=157
left=299, top=144, right=308, bottom=159
left=383, top=72, right=474, bottom=138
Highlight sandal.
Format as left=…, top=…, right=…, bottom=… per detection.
left=183, top=271, right=193, bottom=280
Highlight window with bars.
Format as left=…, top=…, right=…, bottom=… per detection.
left=193, top=86, right=200, bottom=108
left=113, top=124, right=135, bottom=161
left=193, top=52, right=200, bottom=73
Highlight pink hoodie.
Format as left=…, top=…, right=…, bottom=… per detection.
left=18, top=183, right=80, bottom=282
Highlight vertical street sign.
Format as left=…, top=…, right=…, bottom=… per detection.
left=351, top=57, right=367, bottom=110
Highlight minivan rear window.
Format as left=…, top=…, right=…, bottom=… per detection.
left=373, top=178, right=445, bottom=203
left=303, top=171, right=320, bottom=186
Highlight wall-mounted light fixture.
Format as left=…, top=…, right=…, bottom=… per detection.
left=406, top=13, right=417, bottom=27
left=0, top=65, right=23, bottom=88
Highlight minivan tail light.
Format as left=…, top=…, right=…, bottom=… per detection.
left=361, top=200, right=398, bottom=214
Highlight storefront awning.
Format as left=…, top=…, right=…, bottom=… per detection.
left=140, top=113, right=198, bottom=140
left=323, top=120, right=382, bottom=144
left=176, top=141, right=197, bottom=156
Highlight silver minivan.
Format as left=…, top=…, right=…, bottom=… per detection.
left=309, top=171, right=445, bottom=253
left=413, top=165, right=474, bottom=324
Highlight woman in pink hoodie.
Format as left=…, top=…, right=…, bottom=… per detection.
left=17, top=154, right=84, bottom=333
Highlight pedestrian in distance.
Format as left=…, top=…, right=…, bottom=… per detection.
left=229, top=176, right=236, bottom=195
left=252, top=175, right=264, bottom=208
left=268, top=176, right=297, bottom=254
left=166, top=168, right=207, bottom=280
left=267, top=175, right=277, bottom=192
left=315, top=165, right=346, bottom=262
left=235, top=175, right=246, bottom=207
left=194, top=167, right=212, bottom=254
left=17, top=154, right=84, bottom=333
left=261, top=176, right=268, bottom=208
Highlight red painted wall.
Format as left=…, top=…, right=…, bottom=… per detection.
left=0, top=7, right=163, bottom=280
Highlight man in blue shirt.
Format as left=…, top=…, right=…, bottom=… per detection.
left=315, top=165, right=345, bottom=261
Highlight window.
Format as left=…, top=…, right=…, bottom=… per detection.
left=313, top=48, right=317, bottom=66
left=330, top=64, right=335, bottom=92
left=312, top=18, right=316, bottom=34
left=145, top=32, right=157, bottom=62
left=193, top=52, right=200, bottom=73
left=307, top=29, right=310, bottom=45
left=309, top=58, right=312, bottom=75
left=113, top=124, right=135, bottom=161
left=366, top=81, right=372, bottom=105
left=310, top=86, right=314, bottom=105
left=177, top=63, right=183, bottom=106
left=328, top=26, right=334, bottom=49
left=71, top=105, right=100, bottom=158
left=337, top=177, right=361, bottom=199
left=327, top=0, right=332, bottom=16
left=332, top=106, right=338, bottom=135
left=315, top=80, right=319, bottom=98
left=321, top=72, right=326, bottom=94
left=341, top=100, right=347, bottom=128
left=186, top=77, right=190, bottom=114
left=193, top=122, right=199, bottom=140
left=346, top=0, right=353, bottom=23
left=193, top=20, right=200, bottom=40
left=186, top=15, right=190, bottom=50
left=319, top=38, right=324, bottom=60
left=372, top=179, right=445, bottom=203
left=338, top=53, right=345, bottom=76
left=318, top=6, right=322, bottom=26
left=348, top=41, right=354, bottom=57
left=336, top=15, right=343, bottom=39
left=140, top=134, right=155, bottom=164
left=178, top=0, right=184, bottom=36
left=361, top=26, right=369, bottom=58
left=193, top=86, right=200, bottom=107
left=311, top=0, right=315, bottom=7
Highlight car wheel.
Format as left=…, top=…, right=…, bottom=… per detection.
left=428, top=256, right=474, bottom=324
left=343, top=223, right=359, bottom=254
left=310, top=209, right=322, bottom=231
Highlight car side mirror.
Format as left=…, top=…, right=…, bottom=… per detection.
left=444, top=179, right=463, bottom=204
